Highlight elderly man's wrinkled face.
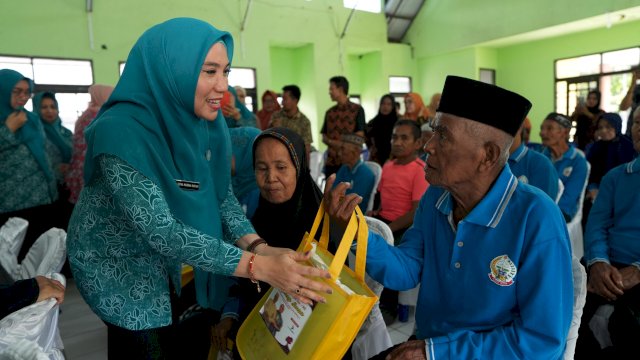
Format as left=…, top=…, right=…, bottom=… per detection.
left=539, top=119, right=568, bottom=147
left=254, top=138, right=298, bottom=204
left=423, top=113, right=484, bottom=189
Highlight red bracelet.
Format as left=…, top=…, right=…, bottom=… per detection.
left=249, top=254, right=261, bottom=293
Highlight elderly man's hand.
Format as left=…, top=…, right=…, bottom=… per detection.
left=619, top=266, right=640, bottom=291
left=323, top=174, right=362, bottom=229
left=587, top=262, right=624, bottom=301
left=386, top=340, right=427, bottom=360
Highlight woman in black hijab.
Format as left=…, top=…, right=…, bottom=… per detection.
left=366, top=94, right=398, bottom=165
left=572, top=89, right=605, bottom=151
left=250, top=127, right=323, bottom=248
left=211, top=127, right=324, bottom=352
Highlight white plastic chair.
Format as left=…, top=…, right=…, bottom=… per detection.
left=348, top=216, right=394, bottom=360
left=364, top=161, right=382, bottom=212
left=566, top=162, right=590, bottom=259
left=556, top=179, right=564, bottom=204
left=0, top=273, right=66, bottom=360
left=564, top=255, right=587, bottom=359
left=309, top=150, right=323, bottom=184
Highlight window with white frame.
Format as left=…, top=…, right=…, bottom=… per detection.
left=0, top=55, right=94, bottom=132
left=228, top=67, right=257, bottom=112
left=343, top=0, right=381, bottom=13
left=555, top=46, right=640, bottom=136
left=389, top=76, right=411, bottom=114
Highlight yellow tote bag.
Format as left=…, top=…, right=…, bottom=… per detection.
left=236, top=202, right=377, bottom=360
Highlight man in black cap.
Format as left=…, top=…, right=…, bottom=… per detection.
left=325, top=76, right=574, bottom=359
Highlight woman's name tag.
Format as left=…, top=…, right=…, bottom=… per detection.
left=175, top=179, right=200, bottom=191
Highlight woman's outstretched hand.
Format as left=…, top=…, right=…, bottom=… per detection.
left=250, top=251, right=333, bottom=305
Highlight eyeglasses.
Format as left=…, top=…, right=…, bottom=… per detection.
left=11, top=88, right=32, bottom=99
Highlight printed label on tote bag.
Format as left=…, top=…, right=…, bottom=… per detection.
left=259, top=288, right=315, bottom=354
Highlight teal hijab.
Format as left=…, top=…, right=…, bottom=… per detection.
left=225, top=85, right=257, bottom=128
left=85, top=18, right=233, bottom=245
left=32, top=92, right=72, bottom=162
left=230, top=127, right=261, bottom=199
left=0, top=69, right=53, bottom=181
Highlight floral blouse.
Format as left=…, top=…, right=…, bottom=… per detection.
left=0, top=125, right=57, bottom=213
left=65, top=108, right=97, bottom=204
left=68, top=154, right=254, bottom=330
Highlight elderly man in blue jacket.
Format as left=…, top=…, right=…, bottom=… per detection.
left=325, top=76, right=574, bottom=359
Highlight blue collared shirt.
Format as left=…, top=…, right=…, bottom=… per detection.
left=542, top=145, right=588, bottom=219
left=585, top=156, right=640, bottom=268
left=366, top=164, right=573, bottom=359
left=509, top=143, right=559, bottom=201
left=333, top=160, right=375, bottom=209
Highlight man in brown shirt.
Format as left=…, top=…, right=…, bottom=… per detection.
left=270, top=85, right=313, bottom=157
left=321, top=76, right=366, bottom=176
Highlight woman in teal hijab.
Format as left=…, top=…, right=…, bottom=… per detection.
left=0, top=69, right=59, bottom=261
left=32, top=92, right=72, bottom=185
left=230, top=126, right=261, bottom=207
left=223, top=85, right=258, bottom=128
left=67, top=18, right=331, bottom=358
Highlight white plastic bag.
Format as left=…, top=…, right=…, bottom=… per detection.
left=0, top=218, right=29, bottom=284
left=0, top=273, right=66, bottom=360
left=19, top=229, right=67, bottom=280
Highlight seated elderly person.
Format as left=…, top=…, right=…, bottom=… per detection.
left=540, top=113, right=589, bottom=221
left=333, top=134, right=375, bottom=209
left=326, top=76, right=573, bottom=359
left=509, top=121, right=559, bottom=200
left=575, top=108, right=640, bottom=358
left=208, top=127, right=324, bottom=355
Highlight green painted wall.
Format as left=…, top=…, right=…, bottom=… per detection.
left=406, top=0, right=640, bottom=58
left=416, top=48, right=477, bottom=101
left=0, top=0, right=416, bottom=149
left=497, top=19, right=640, bottom=141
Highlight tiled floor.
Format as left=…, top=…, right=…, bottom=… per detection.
left=58, top=279, right=107, bottom=360
left=386, top=306, right=416, bottom=346
left=58, top=280, right=416, bottom=359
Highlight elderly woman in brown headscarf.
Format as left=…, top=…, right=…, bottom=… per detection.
left=402, top=92, right=428, bottom=125
left=64, top=84, right=114, bottom=203
left=256, top=90, right=281, bottom=130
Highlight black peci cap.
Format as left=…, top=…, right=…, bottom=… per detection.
left=437, top=76, right=532, bottom=136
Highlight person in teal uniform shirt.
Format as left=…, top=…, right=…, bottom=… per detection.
left=229, top=126, right=261, bottom=216
left=32, top=92, right=72, bottom=186
left=508, top=121, right=559, bottom=200
left=333, top=133, right=375, bottom=210
left=326, top=76, right=573, bottom=359
left=67, top=18, right=331, bottom=358
left=0, top=69, right=58, bottom=261
left=540, top=112, right=589, bottom=221
left=576, top=108, right=640, bottom=357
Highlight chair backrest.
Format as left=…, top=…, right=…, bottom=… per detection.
left=348, top=216, right=393, bottom=297
left=363, top=161, right=383, bottom=212
left=309, top=150, right=324, bottom=184
left=556, top=179, right=564, bottom=204
left=563, top=255, right=587, bottom=359
left=566, top=162, right=590, bottom=259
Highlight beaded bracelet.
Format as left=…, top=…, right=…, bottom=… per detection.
left=249, top=254, right=261, bottom=293
left=247, top=238, right=267, bottom=254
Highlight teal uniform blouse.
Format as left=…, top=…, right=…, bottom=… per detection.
left=68, top=155, right=254, bottom=329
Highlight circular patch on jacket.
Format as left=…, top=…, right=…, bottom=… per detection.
left=562, top=166, right=573, bottom=177
left=488, top=255, right=517, bottom=286
left=517, top=175, right=529, bottom=184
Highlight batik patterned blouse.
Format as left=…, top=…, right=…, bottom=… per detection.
left=68, top=155, right=254, bottom=330
left=0, top=126, right=57, bottom=213
left=44, top=127, right=72, bottom=185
